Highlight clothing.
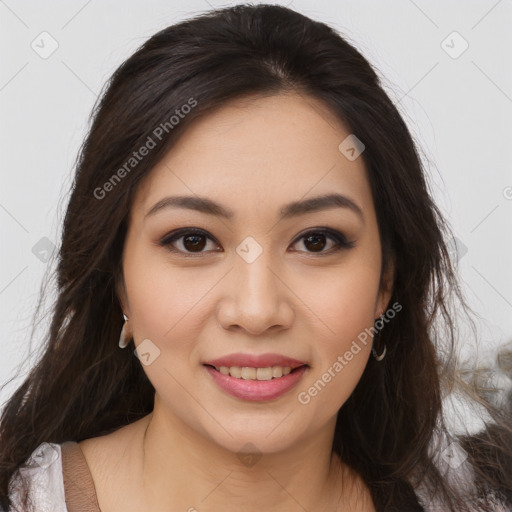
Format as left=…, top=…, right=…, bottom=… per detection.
left=6, top=441, right=100, bottom=512
left=5, top=441, right=510, bottom=511
left=7, top=443, right=67, bottom=512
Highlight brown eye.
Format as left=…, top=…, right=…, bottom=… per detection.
left=182, top=234, right=207, bottom=252
left=302, top=233, right=328, bottom=252
left=159, top=228, right=221, bottom=255
left=291, top=228, right=355, bottom=254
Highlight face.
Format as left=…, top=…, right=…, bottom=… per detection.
left=118, top=92, right=393, bottom=455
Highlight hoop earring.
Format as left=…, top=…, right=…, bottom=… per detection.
left=371, top=314, right=387, bottom=361
left=371, top=344, right=387, bottom=361
left=118, top=314, right=131, bottom=349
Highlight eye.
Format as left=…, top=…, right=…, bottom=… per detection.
left=159, top=228, right=221, bottom=255
left=158, top=227, right=355, bottom=256
left=290, top=228, right=355, bottom=254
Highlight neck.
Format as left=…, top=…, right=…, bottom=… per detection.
left=133, top=406, right=370, bottom=512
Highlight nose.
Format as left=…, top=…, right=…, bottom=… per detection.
left=216, top=250, right=295, bottom=336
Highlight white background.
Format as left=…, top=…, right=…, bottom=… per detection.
left=1, top=0, right=511, bottom=413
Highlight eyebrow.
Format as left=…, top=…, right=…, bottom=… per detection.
left=145, top=193, right=365, bottom=223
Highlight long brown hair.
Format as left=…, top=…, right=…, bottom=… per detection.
left=1, top=4, right=510, bottom=511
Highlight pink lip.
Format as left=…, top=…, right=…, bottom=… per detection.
left=203, top=352, right=307, bottom=369
left=204, top=365, right=308, bottom=401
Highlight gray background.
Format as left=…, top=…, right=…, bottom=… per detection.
left=1, top=0, right=511, bottom=422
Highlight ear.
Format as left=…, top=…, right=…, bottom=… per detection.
left=375, top=259, right=394, bottom=317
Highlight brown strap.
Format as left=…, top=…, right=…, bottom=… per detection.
left=60, top=441, right=101, bottom=512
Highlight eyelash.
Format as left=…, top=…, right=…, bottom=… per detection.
left=158, top=227, right=355, bottom=257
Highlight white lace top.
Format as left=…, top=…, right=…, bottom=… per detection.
left=5, top=441, right=511, bottom=512
left=7, top=443, right=67, bottom=512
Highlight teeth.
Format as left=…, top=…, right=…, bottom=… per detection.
left=215, top=365, right=294, bottom=380
left=272, top=366, right=282, bottom=378
left=256, top=367, right=273, bottom=380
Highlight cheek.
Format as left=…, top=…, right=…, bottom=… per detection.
left=307, top=258, right=381, bottom=343
left=122, top=242, right=218, bottom=368
left=296, top=259, right=380, bottom=410
left=122, top=247, right=211, bottom=410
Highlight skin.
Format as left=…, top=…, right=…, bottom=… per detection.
left=79, top=92, right=393, bottom=512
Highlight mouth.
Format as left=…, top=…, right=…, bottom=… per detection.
left=202, top=362, right=309, bottom=401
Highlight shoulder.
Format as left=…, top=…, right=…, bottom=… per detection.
left=8, top=442, right=67, bottom=512
left=6, top=423, right=137, bottom=512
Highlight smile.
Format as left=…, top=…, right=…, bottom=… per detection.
left=203, top=364, right=309, bottom=401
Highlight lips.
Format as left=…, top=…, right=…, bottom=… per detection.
left=203, top=353, right=307, bottom=370
left=202, top=353, right=310, bottom=401
left=204, top=364, right=309, bottom=401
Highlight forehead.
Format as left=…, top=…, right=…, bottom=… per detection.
left=133, top=92, right=374, bottom=223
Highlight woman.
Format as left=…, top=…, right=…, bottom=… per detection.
left=1, top=4, right=510, bottom=511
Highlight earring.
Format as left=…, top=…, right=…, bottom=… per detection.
left=371, top=343, right=387, bottom=361
left=371, top=313, right=387, bottom=361
left=118, top=314, right=132, bottom=349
